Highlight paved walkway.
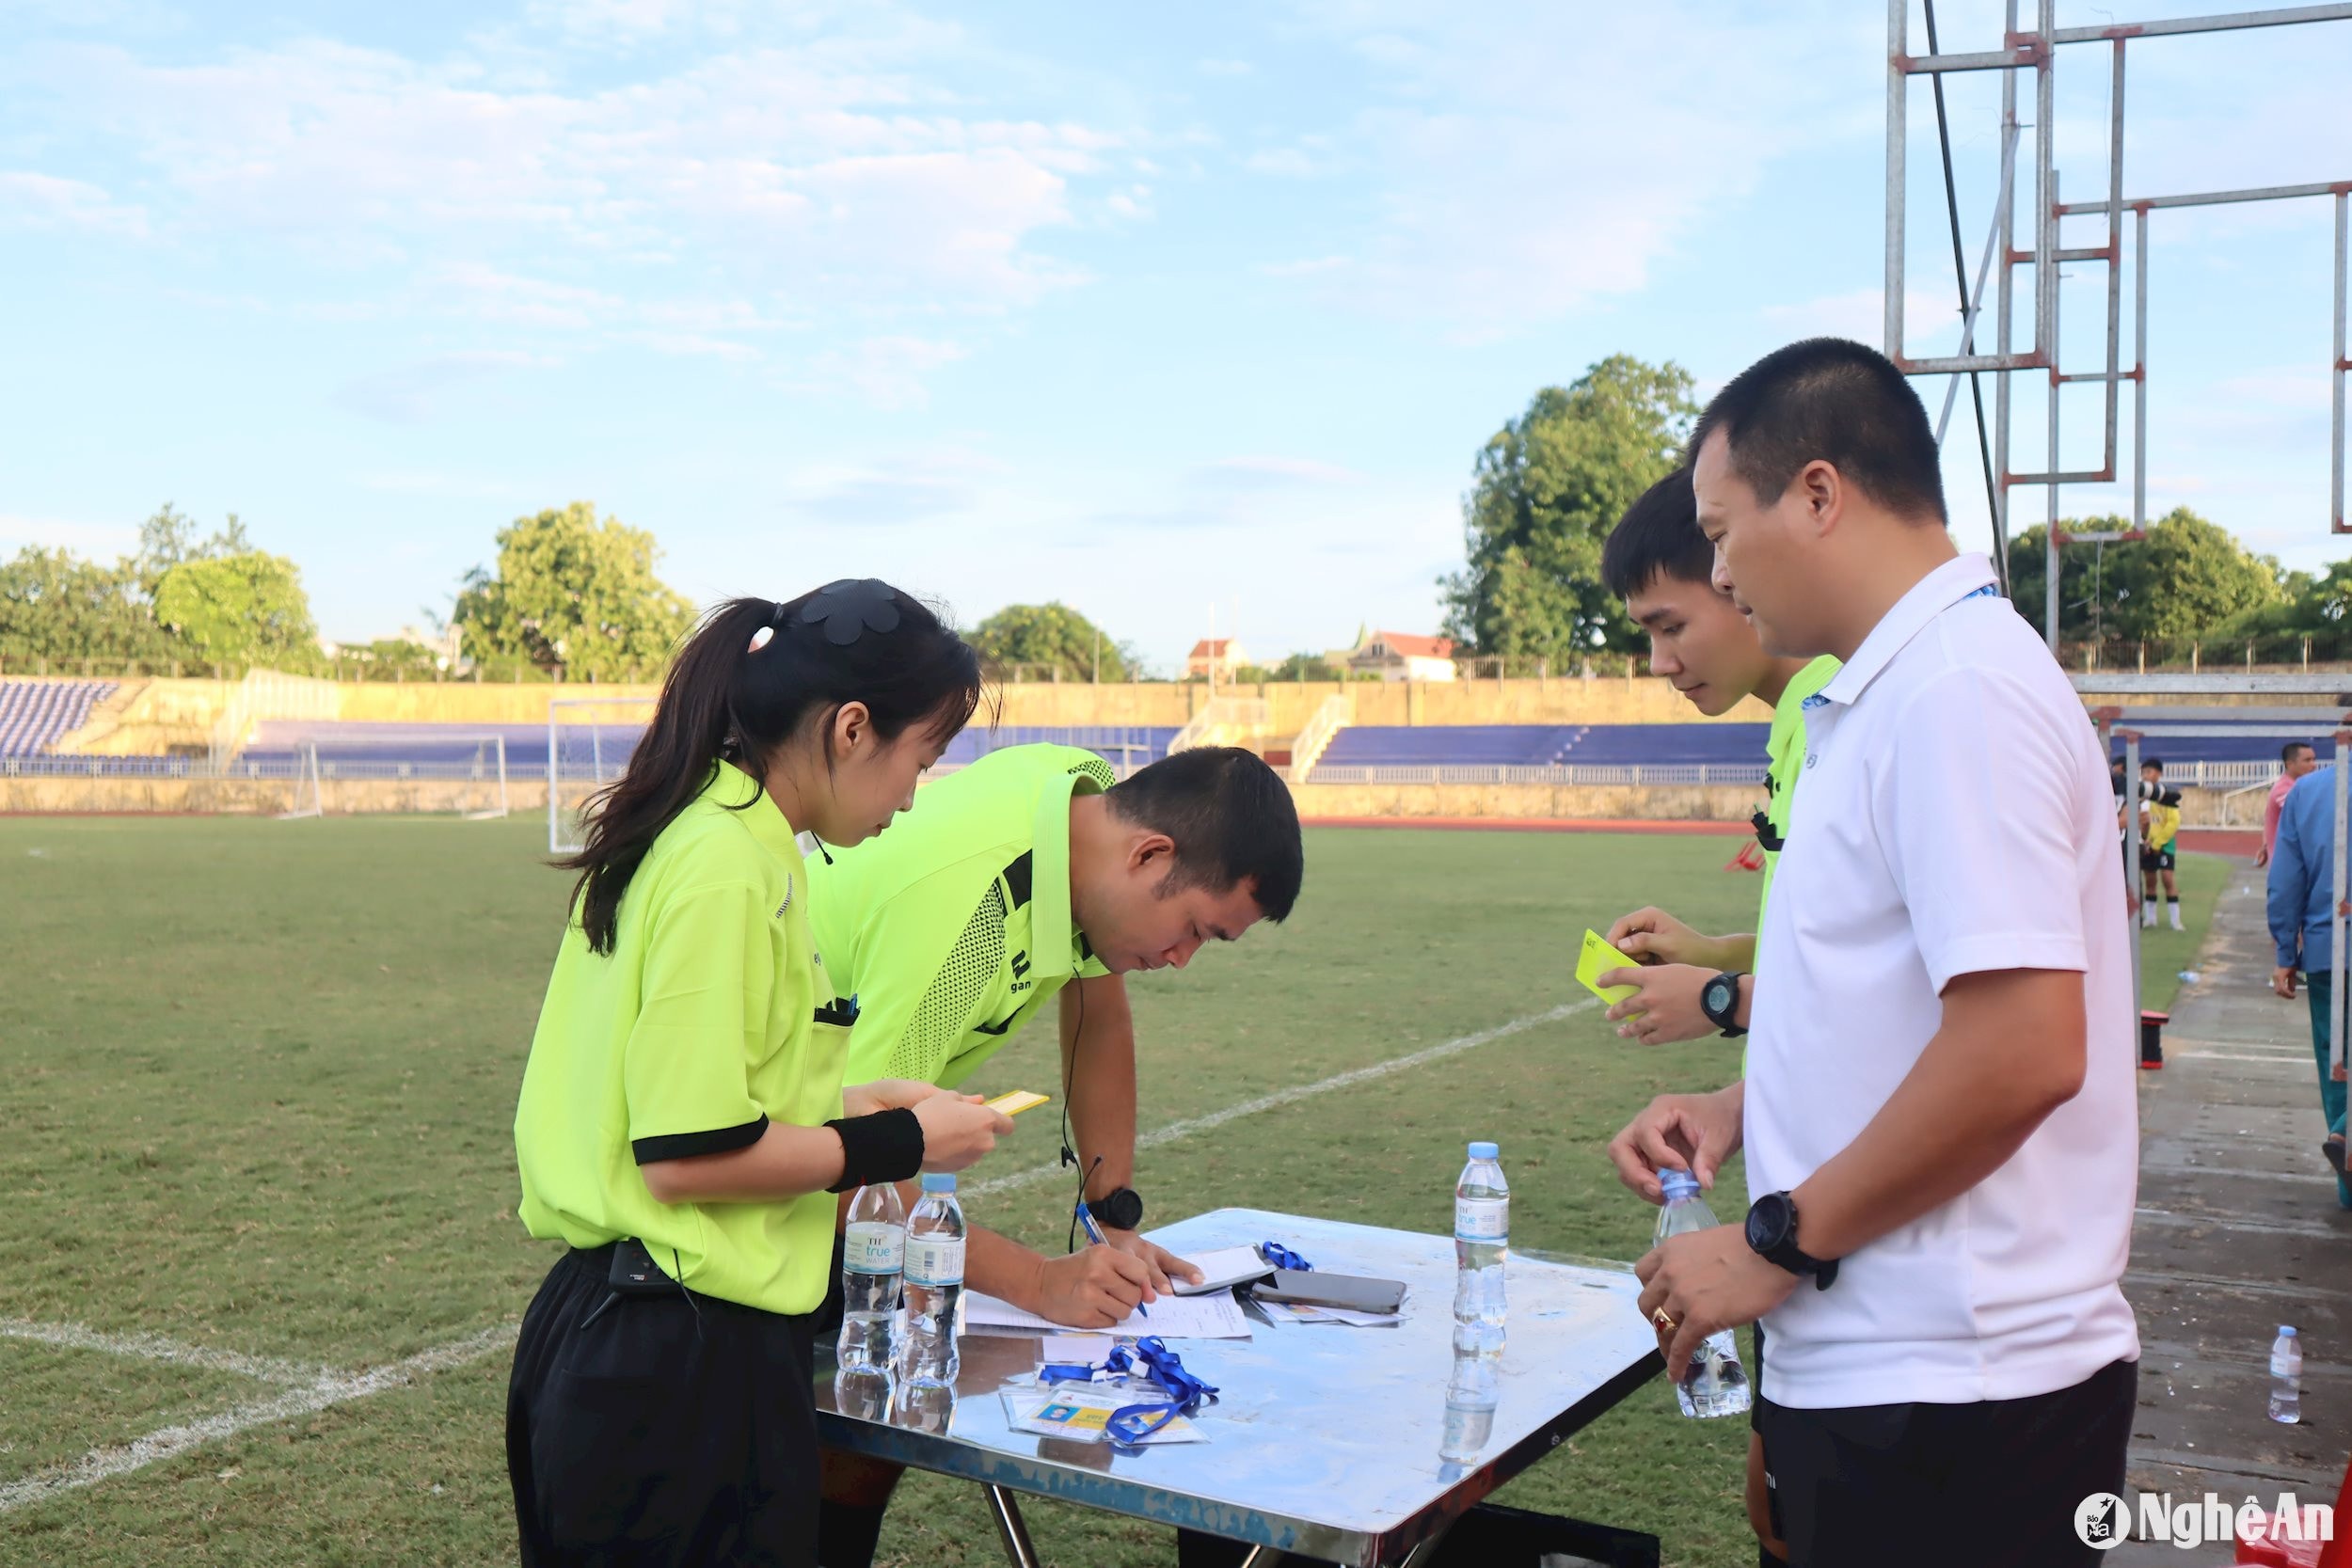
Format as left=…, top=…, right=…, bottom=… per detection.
left=2112, top=866, right=2351, bottom=1563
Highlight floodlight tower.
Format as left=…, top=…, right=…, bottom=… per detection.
left=1883, top=0, right=2352, bottom=651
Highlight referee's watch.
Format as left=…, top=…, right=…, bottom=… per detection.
left=1746, top=1191, right=1838, bottom=1291
left=1086, top=1187, right=1145, bottom=1231
left=1699, top=971, right=1748, bottom=1038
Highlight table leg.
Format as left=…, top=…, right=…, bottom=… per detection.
left=983, top=1484, right=1042, bottom=1568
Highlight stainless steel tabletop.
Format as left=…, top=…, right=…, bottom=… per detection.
left=814, top=1207, right=1664, bottom=1567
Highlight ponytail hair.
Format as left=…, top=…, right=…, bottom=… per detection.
left=562, top=581, right=982, bottom=955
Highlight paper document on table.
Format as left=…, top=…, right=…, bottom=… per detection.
left=962, top=1288, right=1252, bottom=1339
left=1169, top=1245, right=1277, bottom=1296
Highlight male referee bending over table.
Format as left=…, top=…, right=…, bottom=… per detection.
left=805, top=740, right=1303, bottom=1568
left=1618, top=338, right=2139, bottom=1568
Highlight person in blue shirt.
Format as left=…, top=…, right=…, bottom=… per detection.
left=2263, top=765, right=2352, bottom=1208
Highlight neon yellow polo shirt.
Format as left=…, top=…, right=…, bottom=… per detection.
left=809, top=743, right=1115, bottom=1088
left=1757, top=656, right=1841, bottom=925
left=514, top=760, right=852, bottom=1316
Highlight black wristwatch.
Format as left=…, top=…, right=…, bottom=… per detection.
left=1086, top=1187, right=1145, bottom=1231
left=1745, top=1191, right=1837, bottom=1291
left=1700, top=971, right=1749, bottom=1038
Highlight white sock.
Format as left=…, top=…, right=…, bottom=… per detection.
left=2142, top=899, right=2157, bottom=925
left=2169, top=899, right=2184, bottom=929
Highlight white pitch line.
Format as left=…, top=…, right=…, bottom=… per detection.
left=0, top=1323, right=517, bottom=1514
left=964, top=998, right=1601, bottom=1199
left=0, top=1317, right=328, bottom=1387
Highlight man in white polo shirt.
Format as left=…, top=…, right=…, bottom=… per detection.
left=1623, top=338, right=2139, bottom=1567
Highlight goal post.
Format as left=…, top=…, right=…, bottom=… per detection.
left=278, top=741, right=324, bottom=820
left=548, top=698, right=655, bottom=854
left=456, top=734, right=511, bottom=821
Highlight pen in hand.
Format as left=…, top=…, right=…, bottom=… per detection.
left=1074, top=1198, right=1148, bottom=1319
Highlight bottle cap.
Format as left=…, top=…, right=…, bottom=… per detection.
left=1468, top=1141, right=1500, bottom=1160
left=1659, top=1168, right=1700, bottom=1199
left=2280, top=1324, right=2297, bottom=1337
left=920, top=1173, right=957, bottom=1193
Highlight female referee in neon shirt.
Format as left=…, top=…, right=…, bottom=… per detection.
left=507, top=581, right=1016, bottom=1567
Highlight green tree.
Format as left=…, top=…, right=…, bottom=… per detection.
left=452, top=502, right=696, bottom=680
left=2007, top=507, right=2282, bottom=641
left=1440, top=355, right=1697, bottom=660
left=967, top=602, right=1135, bottom=682
left=153, top=552, right=319, bottom=666
left=0, top=547, right=170, bottom=663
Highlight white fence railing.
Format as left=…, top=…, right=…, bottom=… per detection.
left=6, top=754, right=524, bottom=781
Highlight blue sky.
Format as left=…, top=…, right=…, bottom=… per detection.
left=2, top=0, right=2345, bottom=672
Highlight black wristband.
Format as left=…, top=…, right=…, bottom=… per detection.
left=824, top=1107, right=924, bottom=1194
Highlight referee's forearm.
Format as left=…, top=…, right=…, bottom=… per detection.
left=640, top=1121, right=846, bottom=1204
left=1061, top=976, right=1138, bottom=1197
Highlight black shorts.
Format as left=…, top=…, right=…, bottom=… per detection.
left=1754, top=1358, right=2135, bottom=1568
left=2139, top=845, right=2176, bottom=873
left=508, top=1244, right=822, bottom=1568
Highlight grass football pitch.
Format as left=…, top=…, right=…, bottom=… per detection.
left=0, top=816, right=2224, bottom=1568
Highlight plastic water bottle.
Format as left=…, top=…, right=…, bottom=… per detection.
left=1453, top=1141, right=1509, bottom=1357
left=1439, top=1350, right=1500, bottom=1463
left=1653, top=1170, right=1753, bottom=1419
left=2268, top=1326, right=2302, bottom=1424
left=897, top=1173, right=965, bottom=1395
left=836, top=1182, right=905, bottom=1375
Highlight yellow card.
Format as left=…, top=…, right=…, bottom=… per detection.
left=985, top=1089, right=1052, bottom=1117
left=1576, top=929, right=1644, bottom=1008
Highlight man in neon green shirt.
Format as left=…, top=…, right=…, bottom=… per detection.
left=1592, top=466, right=1838, bottom=1046
left=809, top=741, right=1303, bottom=1322
left=809, top=741, right=1303, bottom=1568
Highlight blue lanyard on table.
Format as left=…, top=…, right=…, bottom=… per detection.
left=1037, top=1336, right=1220, bottom=1447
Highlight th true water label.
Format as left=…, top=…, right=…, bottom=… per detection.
left=844, top=1221, right=904, bottom=1274
left=1455, top=1196, right=1508, bottom=1241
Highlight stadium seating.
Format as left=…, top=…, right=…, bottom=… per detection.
left=1316, top=723, right=1771, bottom=769
left=2109, top=717, right=2337, bottom=767
left=0, top=679, right=118, bottom=755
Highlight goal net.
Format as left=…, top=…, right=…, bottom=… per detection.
left=548, top=697, right=655, bottom=854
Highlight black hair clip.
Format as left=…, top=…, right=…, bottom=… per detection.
left=798, top=579, right=901, bottom=646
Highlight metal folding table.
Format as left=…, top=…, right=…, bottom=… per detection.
left=814, top=1207, right=1664, bottom=1568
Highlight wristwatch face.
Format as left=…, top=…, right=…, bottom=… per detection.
left=1090, top=1188, right=1144, bottom=1230
left=1704, top=974, right=1737, bottom=1023
left=1746, top=1192, right=1790, bottom=1255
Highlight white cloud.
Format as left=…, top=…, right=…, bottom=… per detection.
left=333, top=350, right=556, bottom=425
left=1194, top=455, right=1360, bottom=487
left=1245, top=148, right=1320, bottom=178
left=1762, top=286, right=1956, bottom=350
left=1257, top=254, right=1352, bottom=277
left=800, top=335, right=969, bottom=410
left=19, top=30, right=1116, bottom=312
left=1261, top=0, right=1878, bottom=340
left=0, top=170, right=148, bottom=236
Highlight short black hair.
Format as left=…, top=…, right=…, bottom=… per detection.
left=2141, top=757, right=2164, bottom=772
left=1600, top=467, right=1712, bottom=601
left=2283, top=741, right=2316, bottom=765
left=1106, top=746, right=1302, bottom=921
left=1689, top=338, right=1947, bottom=524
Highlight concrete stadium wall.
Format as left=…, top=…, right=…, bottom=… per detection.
left=0, top=773, right=552, bottom=816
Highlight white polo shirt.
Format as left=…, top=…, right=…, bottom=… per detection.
left=1747, top=553, right=2139, bottom=1409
